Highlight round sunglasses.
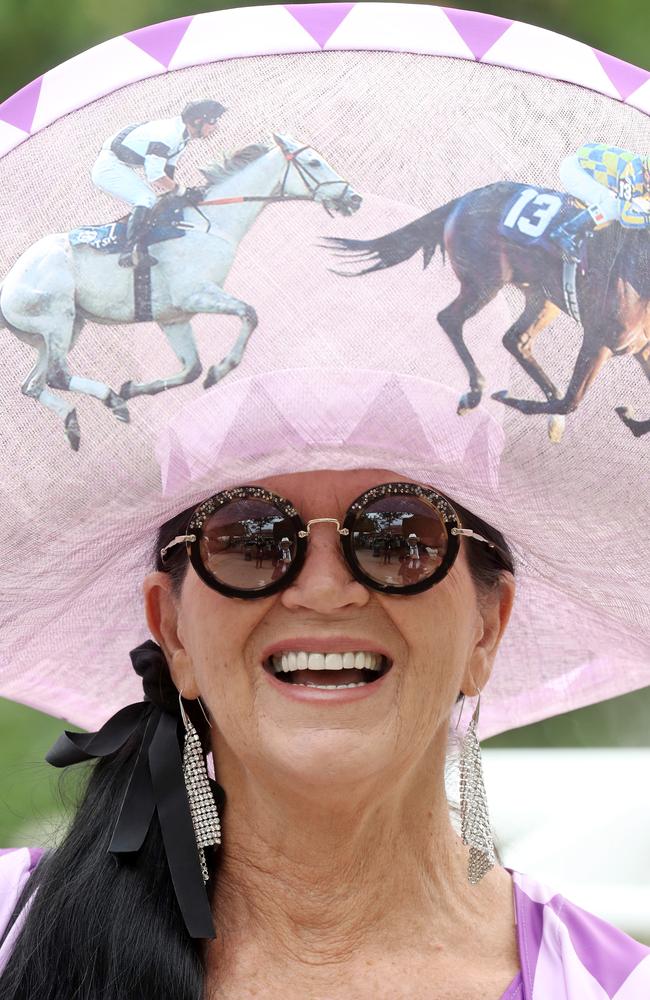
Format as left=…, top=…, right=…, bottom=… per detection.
left=160, top=482, right=498, bottom=599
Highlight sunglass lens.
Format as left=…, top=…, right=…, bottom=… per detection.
left=198, top=499, right=297, bottom=591
left=350, top=496, right=448, bottom=588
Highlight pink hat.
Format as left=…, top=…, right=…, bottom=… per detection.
left=0, top=2, right=648, bottom=740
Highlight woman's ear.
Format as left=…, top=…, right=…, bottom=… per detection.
left=462, top=573, right=515, bottom=696
left=142, top=571, right=199, bottom=698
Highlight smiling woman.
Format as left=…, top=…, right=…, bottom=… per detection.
left=145, top=469, right=519, bottom=998
left=0, top=3, right=649, bottom=999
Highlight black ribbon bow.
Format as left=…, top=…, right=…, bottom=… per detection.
left=45, top=640, right=221, bottom=939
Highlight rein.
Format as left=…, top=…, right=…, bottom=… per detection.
left=198, top=194, right=315, bottom=206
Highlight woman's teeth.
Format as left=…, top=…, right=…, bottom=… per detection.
left=272, top=651, right=383, bottom=671
left=269, top=651, right=386, bottom=687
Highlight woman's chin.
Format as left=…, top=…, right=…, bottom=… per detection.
left=254, top=728, right=397, bottom=794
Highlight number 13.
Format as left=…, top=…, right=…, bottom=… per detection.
left=503, top=188, right=563, bottom=237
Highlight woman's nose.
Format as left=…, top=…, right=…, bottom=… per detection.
left=280, top=523, right=369, bottom=612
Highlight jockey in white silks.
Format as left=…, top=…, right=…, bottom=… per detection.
left=549, top=142, right=650, bottom=261
left=91, top=99, right=226, bottom=267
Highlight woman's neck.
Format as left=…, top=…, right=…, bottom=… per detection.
left=203, top=733, right=512, bottom=988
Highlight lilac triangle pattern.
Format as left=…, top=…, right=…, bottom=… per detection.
left=285, top=3, right=356, bottom=49
left=594, top=50, right=650, bottom=100
left=159, top=427, right=193, bottom=496
left=443, top=8, right=512, bottom=61
left=125, top=16, right=193, bottom=68
left=548, top=893, right=649, bottom=997
left=0, top=76, right=43, bottom=133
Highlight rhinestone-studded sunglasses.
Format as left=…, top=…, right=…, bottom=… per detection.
left=160, top=482, right=498, bottom=599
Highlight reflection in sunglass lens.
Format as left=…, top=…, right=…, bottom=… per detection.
left=199, top=499, right=297, bottom=591
left=350, top=496, right=448, bottom=587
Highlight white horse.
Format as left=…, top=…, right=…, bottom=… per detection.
left=0, top=134, right=361, bottom=450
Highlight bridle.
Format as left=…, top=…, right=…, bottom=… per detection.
left=197, top=143, right=354, bottom=216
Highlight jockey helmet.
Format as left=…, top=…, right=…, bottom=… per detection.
left=182, top=100, right=227, bottom=126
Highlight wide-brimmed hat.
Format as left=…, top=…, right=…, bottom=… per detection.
left=0, top=2, right=648, bottom=739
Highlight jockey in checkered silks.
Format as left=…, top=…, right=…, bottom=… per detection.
left=550, top=142, right=650, bottom=262
left=91, top=99, right=226, bottom=267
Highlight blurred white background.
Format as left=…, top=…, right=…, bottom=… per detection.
left=481, top=748, right=650, bottom=942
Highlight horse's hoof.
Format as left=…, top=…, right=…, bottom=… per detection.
left=616, top=406, right=650, bottom=437
left=119, top=380, right=135, bottom=400
left=64, top=409, right=81, bottom=451
left=104, top=389, right=130, bottom=423
left=491, top=389, right=517, bottom=409
left=457, top=390, right=481, bottom=415
left=204, top=363, right=228, bottom=389
left=547, top=414, right=566, bottom=443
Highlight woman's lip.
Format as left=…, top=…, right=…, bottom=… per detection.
left=263, top=666, right=391, bottom=703
left=260, top=637, right=393, bottom=659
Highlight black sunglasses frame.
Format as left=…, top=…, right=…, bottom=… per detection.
left=160, top=482, right=485, bottom=599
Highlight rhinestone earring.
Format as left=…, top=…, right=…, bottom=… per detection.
left=456, top=685, right=496, bottom=883
left=179, top=689, right=222, bottom=882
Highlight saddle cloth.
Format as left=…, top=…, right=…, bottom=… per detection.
left=497, top=185, right=593, bottom=254
left=69, top=199, right=188, bottom=253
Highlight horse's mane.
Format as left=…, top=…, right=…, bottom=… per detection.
left=200, top=143, right=270, bottom=185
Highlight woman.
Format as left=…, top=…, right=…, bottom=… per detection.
left=0, top=3, right=649, bottom=998
left=151, top=467, right=519, bottom=997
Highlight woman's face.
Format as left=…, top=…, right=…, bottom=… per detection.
left=144, top=469, right=514, bottom=795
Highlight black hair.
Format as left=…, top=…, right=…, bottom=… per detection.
left=0, top=486, right=513, bottom=998
left=0, top=716, right=208, bottom=998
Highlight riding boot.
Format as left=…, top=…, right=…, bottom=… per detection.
left=118, top=206, right=158, bottom=268
left=549, top=208, right=598, bottom=262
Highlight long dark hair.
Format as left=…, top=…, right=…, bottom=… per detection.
left=0, top=487, right=513, bottom=999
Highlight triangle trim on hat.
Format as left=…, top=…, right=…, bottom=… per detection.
left=125, top=15, right=194, bottom=69
left=285, top=3, right=356, bottom=48
left=0, top=2, right=648, bottom=159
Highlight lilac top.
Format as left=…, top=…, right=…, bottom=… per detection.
left=1, top=848, right=648, bottom=996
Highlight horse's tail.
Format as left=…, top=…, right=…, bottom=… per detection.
left=324, top=198, right=461, bottom=275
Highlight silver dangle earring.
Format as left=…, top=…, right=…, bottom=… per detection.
left=456, top=685, right=496, bottom=884
left=179, top=689, right=222, bottom=882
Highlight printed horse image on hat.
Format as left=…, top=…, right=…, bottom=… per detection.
left=0, top=129, right=360, bottom=451
left=327, top=144, right=650, bottom=442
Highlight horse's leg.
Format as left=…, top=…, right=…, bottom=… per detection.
left=498, top=293, right=562, bottom=402
left=493, top=334, right=613, bottom=437
left=615, top=344, right=650, bottom=437
left=55, top=316, right=130, bottom=423
left=119, top=320, right=202, bottom=399
left=16, top=330, right=82, bottom=451
left=3, top=239, right=128, bottom=446
left=172, top=284, right=258, bottom=389
left=493, top=292, right=568, bottom=441
left=436, top=280, right=498, bottom=414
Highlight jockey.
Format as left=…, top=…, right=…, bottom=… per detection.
left=91, top=99, right=227, bottom=267
left=550, top=142, right=650, bottom=261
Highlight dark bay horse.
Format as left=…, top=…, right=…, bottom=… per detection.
left=326, top=182, right=650, bottom=440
